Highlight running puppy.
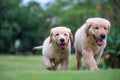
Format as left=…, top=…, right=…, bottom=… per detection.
left=75, top=18, right=111, bottom=70
left=33, top=27, right=73, bottom=70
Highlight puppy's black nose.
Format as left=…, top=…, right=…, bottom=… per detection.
left=100, top=34, right=106, bottom=39
left=60, top=38, right=65, bottom=42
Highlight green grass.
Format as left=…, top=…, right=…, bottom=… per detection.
left=0, top=55, right=120, bottom=80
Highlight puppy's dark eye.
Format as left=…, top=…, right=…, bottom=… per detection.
left=64, top=33, right=67, bottom=36
left=104, top=27, right=107, bottom=30
left=55, top=33, right=59, bottom=36
left=94, top=27, right=99, bottom=29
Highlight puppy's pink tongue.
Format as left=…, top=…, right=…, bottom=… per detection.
left=97, top=40, right=105, bottom=46
left=60, top=44, right=67, bottom=49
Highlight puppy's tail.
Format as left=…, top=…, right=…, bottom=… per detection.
left=33, top=46, right=43, bottom=50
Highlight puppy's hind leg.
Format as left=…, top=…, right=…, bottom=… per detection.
left=42, top=56, right=53, bottom=70
left=76, top=50, right=82, bottom=70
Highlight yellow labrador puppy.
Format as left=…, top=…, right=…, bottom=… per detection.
left=33, top=27, right=73, bottom=70
left=75, top=18, right=110, bottom=70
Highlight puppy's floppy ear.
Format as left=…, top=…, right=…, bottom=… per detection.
left=49, top=29, right=53, bottom=44
left=106, top=20, right=111, bottom=34
left=85, top=19, right=93, bottom=36
left=67, top=28, right=74, bottom=46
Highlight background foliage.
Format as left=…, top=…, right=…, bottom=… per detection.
left=0, top=0, right=120, bottom=68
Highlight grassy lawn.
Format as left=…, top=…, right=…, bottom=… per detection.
left=0, top=55, right=120, bottom=80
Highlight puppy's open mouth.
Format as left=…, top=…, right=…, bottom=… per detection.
left=56, top=43, right=67, bottom=50
left=93, top=35, right=105, bottom=46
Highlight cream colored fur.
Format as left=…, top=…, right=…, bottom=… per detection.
left=33, top=26, right=73, bottom=70
left=75, top=18, right=110, bottom=70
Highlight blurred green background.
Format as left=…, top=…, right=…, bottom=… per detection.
left=0, top=0, right=120, bottom=69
